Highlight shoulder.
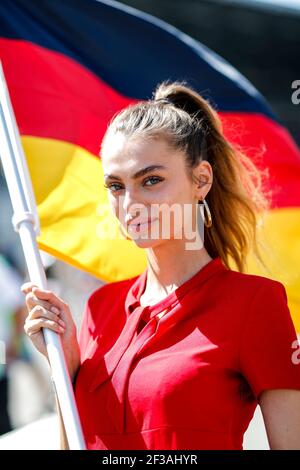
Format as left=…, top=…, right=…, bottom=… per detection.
left=79, top=275, right=140, bottom=338
left=220, top=266, right=287, bottom=301
left=86, top=274, right=140, bottom=309
left=220, top=270, right=292, bottom=341
left=214, top=267, right=289, bottom=323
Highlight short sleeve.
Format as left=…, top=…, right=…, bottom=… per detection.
left=78, top=284, right=106, bottom=362
left=239, top=280, right=300, bottom=400
left=78, top=284, right=112, bottom=363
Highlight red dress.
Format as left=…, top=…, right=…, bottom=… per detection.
left=74, top=256, right=300, bottom=449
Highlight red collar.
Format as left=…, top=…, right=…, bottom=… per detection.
left=125, top=256, right=226, bottom=318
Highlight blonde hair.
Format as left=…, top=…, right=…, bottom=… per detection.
left=101, top=80, right=271, bottom=273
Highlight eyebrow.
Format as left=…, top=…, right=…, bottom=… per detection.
left=104, top=165, right=167, bottom=182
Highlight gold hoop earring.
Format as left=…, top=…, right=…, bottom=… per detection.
left=198, top=198, right=212, bottom=228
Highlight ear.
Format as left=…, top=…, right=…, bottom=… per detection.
left=192, top=160, right=213, bottom=200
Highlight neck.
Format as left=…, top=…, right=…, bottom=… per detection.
left=142, top=240, right=213, bottom=302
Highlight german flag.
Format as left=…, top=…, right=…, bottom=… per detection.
left=0, top=0, right=299, bottom=328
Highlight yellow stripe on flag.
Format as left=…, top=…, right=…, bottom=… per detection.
left=243, top=208, right=300, bottom=330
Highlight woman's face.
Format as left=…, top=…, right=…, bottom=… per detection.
left=101, top=132, right=212, bottom=249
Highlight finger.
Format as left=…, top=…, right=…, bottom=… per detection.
left=25, top=292, right=61, bottom=316
left=21, top=282, right=38, bottom=294
left=29, top=305, right=65, bottom=328
left=31, top=287, right=67, bottom=311
left=24, top=318, right=66, bottom=336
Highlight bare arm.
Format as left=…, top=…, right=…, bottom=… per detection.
left=259, top=389, right=300, bottom=449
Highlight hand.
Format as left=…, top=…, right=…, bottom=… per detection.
left=21, top=282, right=80, bottom=380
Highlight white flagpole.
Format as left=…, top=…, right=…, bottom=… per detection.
left=0, top=62, right=86, bottom=450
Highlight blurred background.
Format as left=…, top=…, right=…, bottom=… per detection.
left=0, top=0, right=299, bottom=449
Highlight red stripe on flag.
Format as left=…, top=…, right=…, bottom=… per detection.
left=0, top=38, right=133, bottom=156
left=221, top=113, right=300, bottom=208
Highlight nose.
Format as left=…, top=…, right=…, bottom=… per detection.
left=120, top=189, right=145, bottom=225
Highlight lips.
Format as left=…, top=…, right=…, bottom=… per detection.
left=127, top=218, right=158, bottom=230
left=129, top=218, right=155, bottom=227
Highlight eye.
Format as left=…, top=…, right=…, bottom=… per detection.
left=103, top=176, right=163, bottom=193
left=103, top=182, right=123, bottom=192
left=143, top=176, right=163, bottom=186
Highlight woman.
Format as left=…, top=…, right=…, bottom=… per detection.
left=22, top=81, right=300, bottom=450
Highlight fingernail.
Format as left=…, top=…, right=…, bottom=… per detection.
left=51, top=306, right=59, bottom=315
left=59, top=319, right=65, bottom=327
left=59, top=326, right=65, bottom=333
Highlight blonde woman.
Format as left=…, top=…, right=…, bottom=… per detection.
left=22, top=81, right=300, bottom=450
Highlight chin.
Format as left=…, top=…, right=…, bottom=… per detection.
left=132, top=236, right=164, bottom=249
